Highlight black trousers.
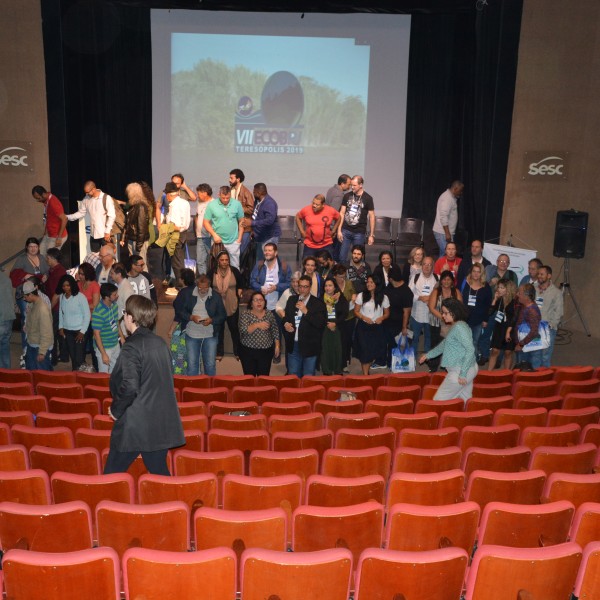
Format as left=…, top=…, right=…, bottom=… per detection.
left=170, top=231, right=187, bottom=283
left=104, top=448, right=170, bottom=475
left=217, top=311, right=240, bottom=357
left=63, top=329, right=85, bottom=371
left=239, top=344, right=274, bottom=376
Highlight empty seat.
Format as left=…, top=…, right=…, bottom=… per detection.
left=387, top=469, right=465, bottom=507
left=241, top=547, right=352, bottom=600
left=302, top=375, right=344, bottom=393
left=173, top=448, right=244, bottom=478
left=327, top=386, right=373, bottom=402
left=123, top=546, right=237, bottom=600
left=542, top=472, right=600, bottom=508
left=547, top=406, right=600, bottom=429
left=562, top=392, right=600, bottom=411
left=0, top=369, right=34, bottom=385
left=96, top=499, right=190, bottom=557
left=181, top=386, right=228, bottom=404
left=375, top=386, right=419, bottom=402
left=553, top=366, right=595, bottom=384
left=74, top=428, right=111, bottom=453
left=386, top=501, right=479, bottom=554
left=305, top=474, right=385, bottom=506
left=439, top=409, right=494, bottom=431
left=398, top=427, right=460, bottom=449
left=255, top=374, right=300, bottom=391
left=321, top=446, right=391, bottom=480
left=212, top=375, right=255, bottom=396
left=0, top=410, right=34, bottom=427
left=0, top=382, right=34, bottom=397
left=313, top=399, right=364, bottom=416
left=382, top=384, right=420, bottom=403
left=420, top=385, right=438, bottom=400
left=513, top=380, right=559, bottom=401
left=364, top=399, right=414, bottom=419
left=478, top=500, right=575, bottom=547
left=344, top=374, right=386, bottom=394
left=520, top=423, right=581, bottom=450
left=516, top=395, right=563, bottom=411
left=74, top=371, right=110, bottom=387
left=83, top=384, right=112, bottom=404
left=36, top=382, right=83, bottom=400
left=2, top=546, right=120, bottom=600
left=0, top=469, right=51, bottom=504
left=415, top=398, right=465, bottom=418
left=580, top=423, right=600, bottom=445
left=335, top=426, right=396, bottom=453
left=0, top=444, right=29, bottom=471
left=268, top=413, right=324, bottom=434
left=271, top=430, right=334, bottom=467
left=172, top=374, right=211, bottom=393
left=466, top=469, right=546, bottom=508
left=569, top=502, right=600, bottom=549
left=493, top=407, right=548, bottom=429
left=261, top=401, right=312, bottom=418
left=249, top=449, right=319, bottom=482
left=464, top=542, right=582, bottom=600
left=460, top=424, right=521, bottom=452
left=211, top=414, right=266, bottom=431
left=207, top=429, right=269, bottom=466
left=573, top=541, right=600, bottom=600
left=558, top=379, right=600, bottom=398
left=0, top=500, right=93, bottom=552
left=231, top=385, right=278, bottom=406
left=293, top=501, right=384, bottom=564
left=33, top=371, right=77, bottom=387
left=207, top=400, right=259, bottom=417
left=354, top=547, right=468, bottom=600
left=325, top=411, right=380, bottom=433
left=11, top=424, right=74, bottom=450
left=465, top=396, right=514, bottom=412
left=393, top=446, right=462, bottom=474
left=279, top=385, right=326, bottom=405
left=48, top=397, right=101, bottom=417
left=472, top=382, right=513, bottom=398
left=529, top=443, right=597, bottom=476
left=513, top=369, right=555, bottom=385
left=29, top=445, right=101, bottom=476
left=177, top=400, right=206, bottom=417
left=462, top=446, right=532, bottom=480
left=474, top=369, right=514, bottom=384
left=384, top=412, right=438, bottom=436
left=0, top=394, right=47, bottom=414
left=387, top=372, right=430, bottom=388
left=35, top=411, right=92, bottom=435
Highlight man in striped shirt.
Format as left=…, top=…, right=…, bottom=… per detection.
left=92, top=283, right=125, bottom=373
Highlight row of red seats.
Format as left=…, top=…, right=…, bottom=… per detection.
left=2, top=541, right=597, bottom=600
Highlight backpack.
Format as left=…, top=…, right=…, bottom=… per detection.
left=102, top=193, right=126, bottom=235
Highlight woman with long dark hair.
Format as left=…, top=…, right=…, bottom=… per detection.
left=320, top=277, right=349, bottom=375
left=353, top=274, right=390, bottom=374
left=57, top=274, right=90, bottom=371
left=372, top=250, right=396, bottom=286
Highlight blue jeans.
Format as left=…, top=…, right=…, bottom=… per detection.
left=240, top=231, right=252, bottom=255
left=255, top=236, right=280, bottom=262
left=196, top=237, right=212, bottom=275
left=410, top=316, right=431, bottom=353
left=303, top=244, right=333, bottom=259
left=434, top=231, right=452, bottom=257
left=478, top=319, right=496, bottom=359
left=185, top=334, right=218, bottom=376
left=541, top=327, right=558, bottom=368
left=470, top=323, right=483, bottom=357
left=0, top=319, right=12, bottom=369
left=515, top=348, right=543, bottom=370
left=25, top=345, right=53, bottom=371
left=339, top=229, right=366, bottom=264
left=17, top=296, right=27, bottom=352
left=287, top=345, right=317, bottom=378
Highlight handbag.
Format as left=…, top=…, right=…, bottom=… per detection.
left=184, top=243, right=196, bottom=273
left=518, top=320, right=551, bottom=352
left=391, top=334, right=416, bottom=373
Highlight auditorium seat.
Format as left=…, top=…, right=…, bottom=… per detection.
left=364, top=398, right=414, bottom=420
left=472, top=382, right=512, bottom=398
left=573, top=541, right=600, bottom=600
left=172, top=374, right=211, bottom=393
left=415, top=398, right=464, bottom=418
left=302, top=375, right=344, bottom=393
left=212, top=375, right=255, bottom=396
left=231, top=385, right=278, bottom=406
left=493, top=407, right=548, bottom=429
left=344, top=374, right=386, bottom=394
left=0, top=469, right=51, bottom=505
left=384, top=412, right=438, bottom=436
left=516, top=395, right=563, bottom=411
left=569, top=502, right=600, bottom=549
left=461, top=446, right=531, bottom=480
left=207, top=400, right=259, bottom=417
left=255, top=374, right=300, bottom=391
left=279, top=385, right=325, bottom=405
left=211, top=413, right=266, bottom=431
left=385, top=501, right=479, bottom=555
left=547, top=406, right=600, bottom=429
left=439, top=409, right=494, bottom=431
left=261, top=401, right=312, bottom=418
left=32, top=371, right=77, bottom=388
left=398, top=426, right=460, bottom=449
left=29, top=445, right=101, bottom=477
left=305, top=474, right=385, bottom=507
left=0, top=444, right=29, bottom=471
left=177, top=400, right=206, bottom=417
left=558, top=378, right=600, bottom=398
left=268, top=413, right=324, bottom=434
left=386, top=469, right=465, bottom=507
left=543, top=472, right=600, bottom=508
left=12, top=424, right=74, bottom=451
left=36, top=382, right=83, bottom=401
left=520, top=423, right=581, bottom=450
left=512, top=369, right=555, bottom=385
left=336, top=426, right=396, bottom=453
left=562, top=392, right=600, bottom=410
left=580, top=423, right=600, bottom=445
left=2, top=547, right=120, bottom=600
left=47, top=397, right=101, bottom=417
left=530, top=444, right=597, bottom=476
left=81, top=385, right=111, bottom=406
left=321, top=446, right=391, bottom=480
left=35, top=411, right=92, bottom=436
left=0, top=382, right=35, bottom=397
left=392, top=446, right=462, bottom=474
left=74, top=371, right=110, bottom=387
left=0, top=394, right=47, bottom=414
left=473, top=369, right=513, bottom=385
left=271, top=429, right=334, bottom=466
left=325, top=411, right=380, bottom=434
left=553, top=366, right=595, bottom=384
left=327, top=386, right=374, bottom=403
left=375, top=386, right=419, bottom=403
left=460, top=424, right=521, bottom=452
left=313, top=399, right=364, bottom=416
left=465, top=396, right=514, bottom=413
left=386, top=372, right=430, bottom=388
left=0, top=409, right=34, bottom=427
left=181, top=386, right=227, bottom=404
left=74, top=428, right=111, bottom=453
left=249, top=449, right=319, bottom=483
left=465, top=469, right=546, bottom=508
left=382, top=384, right=421, bottom=402
left=0, top=369, right=33, bottom=385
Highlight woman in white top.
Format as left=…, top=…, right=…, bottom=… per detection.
left=353, top=274, right=390, bottom=374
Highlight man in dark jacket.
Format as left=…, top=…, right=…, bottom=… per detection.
left=105, top=295, right=184, bottom=475
left=252, top=182, right=281, bottom=261
left=282, top=275, right=327, bottom=377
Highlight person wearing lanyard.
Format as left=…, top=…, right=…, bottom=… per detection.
left=282, top=275, right=327, bottom=377
left=534, top=265, right=563, bottom=367
left=461, top=263, right=492, bottom=356
left=488, top=278, right=517, bottom=370
left=320, top=277, right=349, bottom=375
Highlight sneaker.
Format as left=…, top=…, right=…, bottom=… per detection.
left=370, top=363, right=387, bottom=370
left=19, top=352, right=26, bottom=370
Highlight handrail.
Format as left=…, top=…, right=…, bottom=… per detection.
left=0, top=249, right=25, bottom=271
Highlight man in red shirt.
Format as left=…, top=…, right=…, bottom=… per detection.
left=295, top=194, right=341, bottom=259
left=32, top=185, right=68, bottom=255
left=434, top=241, right=462, bottom=281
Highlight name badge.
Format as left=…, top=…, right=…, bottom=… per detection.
left=294, top=312, right=302, bottom=328
left=348, top=203, right=359, bottom=218
left=422, top=285, right=431, bottom=294
left=328, top=306, right=336, bottom=321
left=536, top=297, right=544, bottom=307
left=468, top=293, right=477, bottom=307
left=495, top=311, right=505, bottom=323
left=110, top=318, right=117, bottom=331
left=266, top=274, right=274, bottom=284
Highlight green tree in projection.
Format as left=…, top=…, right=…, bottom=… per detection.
left=172, top=60, right=366, bottom=150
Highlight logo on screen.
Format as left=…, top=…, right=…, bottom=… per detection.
left=0, top=143, right=33, bottom=171
left=235, top=71, right=304, bottom=154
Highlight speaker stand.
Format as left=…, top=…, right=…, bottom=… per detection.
left=559, top=258, right=591, bottom=336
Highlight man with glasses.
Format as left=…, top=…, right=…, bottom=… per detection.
left=127, top=255, right=157, bottom=305
left=95, top=244, right=117, bottom=284
left=282, top=275, right=327, bottom=377
left=92, top=283, right=125, bottom=373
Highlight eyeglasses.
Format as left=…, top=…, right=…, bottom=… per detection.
left=135, top=262, right=145, bottom=267
left=298, top=284, right=311, bottom=289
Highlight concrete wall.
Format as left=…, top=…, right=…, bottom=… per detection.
left=503, top=0, right=600, bottom=336
left=0, top=0, right=49, bottom=264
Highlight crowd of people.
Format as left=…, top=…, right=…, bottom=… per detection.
left=2, top=175, right=565, bottom=389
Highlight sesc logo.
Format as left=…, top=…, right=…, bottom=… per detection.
left=0, top=142, right=33, bottom=172
left=528, top=156, right=563, bottom=176
left=523, top=151, right=568, bottom=181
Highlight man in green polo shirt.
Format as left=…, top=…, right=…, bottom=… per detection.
left=92, top=283, right=125, bottom=373
left=203, top=185, right=244, bottom=269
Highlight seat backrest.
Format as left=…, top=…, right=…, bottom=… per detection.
left=478, top=500, right=575, bottom=547
left=322, top=446, right=391, bottom=480
left=439, top=409, right=494, bottom=431
left=398, top=426, right=460, bottom=449
left=211, top=414, right=267, bottom=431
left=570, top=503, right=600, bottom=550
left=547, top=406, right=600, bottom=429
left=138, top=473, right=218, bottom=514
left=355, top=547, right=467, bottom=600
left=249, top=449, right=319, bottom=482
left=464, top=542, right=582, bottom=600
left=279, top=385, right=326, bottom=405
left=574, top=541, right=600, bottom=600
left=364, top=399, right=414, bottom=420
left=29, top=444, right=101, bottom=477
left=48, top=397, right=101, bottom=417
left=261, top=401, right=312, bottom=418
left=240, top=547, right=352, bottom=600
left=543, top=472, right=600, bottom=509
left=96, top=499, right=190, bottom=558
left=529, top=443, right=597, bottom=476
left=0, top=500, right=93, bottom=552
left=392, top=446, right=462, bottom=474
left=123, top=546, right=237, bottom=600
left=0, top=444, right=29, bottom=471
left=305, top=474, right=385, bottom=507
left=36, top=382, right=83, bottom=400
left=0, top=393, right=47, bottom=414
left=11, top=424, right=74, bottom=451
left=384, top=411, right=439, bottom=435
left=335, top=426, right=397, bottom=453
left=520, top=423, right=582, bottom=450
left=0, top=410, right=34, bottom=427
left=231, top=385, right=278, bottom=405
left=293, top=501, right=384, bottom=564
left=268, top=413, right=324, bottom=434
left=325, top=411, right=380, bottom=434
left=493, top=407, right=548, bottom=429
left=460, top=424, right=521, bottom=452
left=466, top=469, right=546, bottom=508
left=415, top=398, right=465, bottom=418
left=2, top=546, right=120, bottom=600
left=387, top=469, right=465, bottom=507
left=271, top=429, right=334, bottom=466
left=35, top=411, right=93, bottom=435
left=461, top=445, right=531, bottom=480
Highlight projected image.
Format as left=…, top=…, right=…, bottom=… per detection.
left=171, top=33, right=370, bottom=186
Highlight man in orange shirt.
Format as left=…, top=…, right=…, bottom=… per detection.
left=295, top=194, right=341, bottom=259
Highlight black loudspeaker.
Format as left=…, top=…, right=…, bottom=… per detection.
left=553, top=210, right=588, bottom=259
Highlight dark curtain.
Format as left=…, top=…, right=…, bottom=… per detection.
left=403, top=1, right=522, bottom=247
left=44, top=0, right=152, bottom=211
